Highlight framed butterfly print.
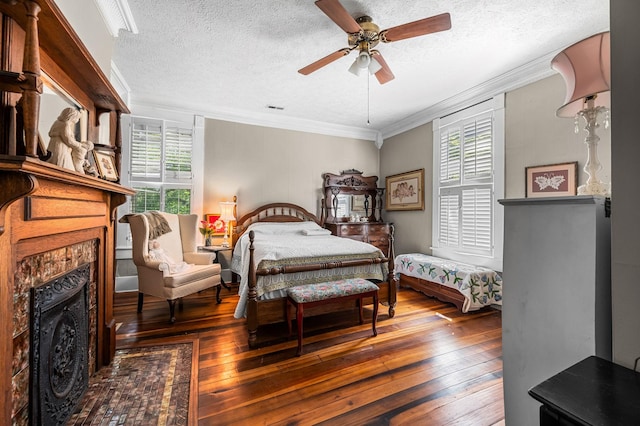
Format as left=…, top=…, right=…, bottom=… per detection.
left=525, top=162, right=578, bottom=198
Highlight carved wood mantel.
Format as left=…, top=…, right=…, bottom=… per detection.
left=0, top=1, right=133, bottom=423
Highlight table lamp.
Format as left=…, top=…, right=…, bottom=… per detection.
left=219, top=201, right=236, bottom=247
left=551, top=31, right=610, bottom=196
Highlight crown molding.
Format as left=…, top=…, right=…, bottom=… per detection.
left=129, top=96, right=381, bottom=143
left=109, top=61, right=131, bottom=106
left=94, top=0, right=138, bottom=37
left=380, top=52, right=558, bottom=139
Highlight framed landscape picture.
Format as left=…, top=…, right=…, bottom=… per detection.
left=385, top=169, right=425, bottom=211
left=525, top=162, right=578, bottom=198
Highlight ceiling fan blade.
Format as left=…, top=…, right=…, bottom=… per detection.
left=315, top=0, right=362, bottom=34
left=298, top=48, right=353, bottom=75
left=371, top=51, right=394, bottom=84
left=380, top=12, right=451, bottom=43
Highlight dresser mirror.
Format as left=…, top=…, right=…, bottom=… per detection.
left=322, top=169, right=384, bottom=223
left=38, top=72, right=88, bottom=152
left=334, top=194, right=368, bottom=219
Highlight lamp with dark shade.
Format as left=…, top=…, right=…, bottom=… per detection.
left=551, top=31, right=611, bottom=196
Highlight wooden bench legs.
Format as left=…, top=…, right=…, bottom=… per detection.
left=286, top=290, right=379, bottom=356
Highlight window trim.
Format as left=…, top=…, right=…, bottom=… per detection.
left=432, top=94, right=505, bottom=271
left=117, top=112, right=205, bottom=250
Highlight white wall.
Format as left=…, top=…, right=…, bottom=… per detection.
left=53, top=0, right=114, bottom=75
left=203, top=119, right=381, bottom=227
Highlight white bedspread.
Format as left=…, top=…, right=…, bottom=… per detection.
left=394, top=253, right=502, bottom=312
left=232, top=222, right=387, bottom=318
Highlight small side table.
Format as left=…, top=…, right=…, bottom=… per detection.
left=529, top=356, right=640, bottom=425
left=199, top=245, right=233, bottom=290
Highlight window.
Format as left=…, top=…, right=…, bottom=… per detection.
left=432, top=96, right=504, bottom=271
left=128, top=117, right=193, bottom=214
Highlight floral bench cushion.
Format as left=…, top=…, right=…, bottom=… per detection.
left=287, top=278, right=379, bottom=304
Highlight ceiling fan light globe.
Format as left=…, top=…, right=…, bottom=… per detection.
left=348, top=59, right=361, bottom=76
left=369, top=57, right=382, bottom=74
left=356, top=51, right=371, bottom=68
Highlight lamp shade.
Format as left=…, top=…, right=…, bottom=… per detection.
left=219, top=201, right=236, bottom=221
left=551, top=31, right=610, bottom=117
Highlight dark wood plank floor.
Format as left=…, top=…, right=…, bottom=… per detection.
left=114, top=284, right=504, bottom=425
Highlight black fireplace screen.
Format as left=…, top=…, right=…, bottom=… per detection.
left=30, top=263, right=90, bottom=426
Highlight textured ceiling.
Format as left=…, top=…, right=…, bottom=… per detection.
left=112, top=0, right=609, bottom=138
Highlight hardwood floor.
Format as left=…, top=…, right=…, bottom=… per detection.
left=114, top=284, right=504, bottom=425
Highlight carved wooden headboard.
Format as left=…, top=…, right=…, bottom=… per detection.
left=231, top=202, right=320, bottom=245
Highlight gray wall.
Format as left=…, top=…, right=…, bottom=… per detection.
left=611, top=0, right=640, bottom=369
left=501, top=196, right=611, bottom=424
left=380, top=122, right=434, bottom=255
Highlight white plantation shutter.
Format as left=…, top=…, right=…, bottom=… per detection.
left=128, top=117, right=193, bottom=214
left=440, top=128, right=461, bottom=184
left=461, top=187, right=492, bottom=251
left=439, top=192, right=459, bottom=246
left=164, top=126, right=193, bottom=181
left=463, top=117, right=492, bottom=181
left=434, top=103, right=498, bottom=258
left=130, top=121, right=162, bottom=181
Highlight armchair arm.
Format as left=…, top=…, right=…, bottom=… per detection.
left=143, top=259, right=173, bottom=276
left=184, top=251, right=215, bottom=265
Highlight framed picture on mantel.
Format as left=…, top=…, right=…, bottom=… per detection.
left=525, top=162, right=578, bottom=198
left=385, top=169, right=425, bottom=211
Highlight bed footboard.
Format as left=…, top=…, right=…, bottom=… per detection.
left=246, top=230, right=396, bottom=348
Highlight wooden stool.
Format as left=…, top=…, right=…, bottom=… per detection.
left=286, top=278, right=379, bottom=356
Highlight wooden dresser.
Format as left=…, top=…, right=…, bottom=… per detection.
left=325, top=222, right=393, bottom=257
left=321, top=169, right=393, bottom=257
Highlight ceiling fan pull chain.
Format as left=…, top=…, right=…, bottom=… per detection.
left=367, top=73, right=371, bottom=125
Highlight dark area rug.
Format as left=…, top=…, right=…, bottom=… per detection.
left=67, top=343, right=192, bottom=425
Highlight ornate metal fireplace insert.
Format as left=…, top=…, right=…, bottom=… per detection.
left=30, top=263, right=90, bottom=425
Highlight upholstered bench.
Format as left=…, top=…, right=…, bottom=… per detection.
left=286, top=278, right=379, bottom=356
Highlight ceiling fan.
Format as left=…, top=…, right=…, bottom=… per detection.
left=298, top=0, right=452, bottom=84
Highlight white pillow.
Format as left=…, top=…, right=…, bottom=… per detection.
left=246, top=221, right=322, bottom=235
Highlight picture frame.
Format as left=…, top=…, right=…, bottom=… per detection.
left=385, top=168, right=425, bottom=211
left=92, top=150, right=119, bottom=181
left=204, top=213, right=227, bottom=235
left=351, top=194, right=366, bottom=211
left=525, top=161, right=578, bottom=198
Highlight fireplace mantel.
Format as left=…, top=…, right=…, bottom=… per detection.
left=0, top=1, right=134, bottom=423
left=0, top=156, right=134, bottom=424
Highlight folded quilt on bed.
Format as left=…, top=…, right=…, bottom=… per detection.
left=394, top=253, right=502, bottom=312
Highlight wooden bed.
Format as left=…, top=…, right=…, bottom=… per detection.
left=394, top=253, right=502, bottom=313
left=398, top=274, right=465, bottom=311
left=231, top=203, right=397, bottom=348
